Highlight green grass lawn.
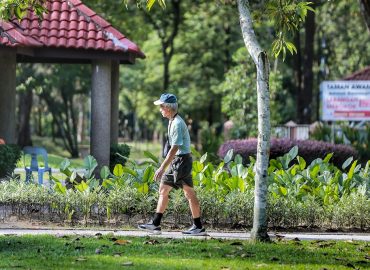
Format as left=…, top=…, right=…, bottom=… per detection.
left=0, top=235, right=368, bottom=270
left=126, top=141, right=162, bottom=161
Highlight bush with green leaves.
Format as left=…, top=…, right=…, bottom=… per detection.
left=0, top=144, right=21, bottom=178
left=0, top=146, right=369, bottom=230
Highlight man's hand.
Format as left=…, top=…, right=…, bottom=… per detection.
left=154, top=145, right=178, bottom=182
left=154, top=167, right=165, bottom=181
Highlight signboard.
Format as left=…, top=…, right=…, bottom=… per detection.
left=321, top=81, right=370, bottom=121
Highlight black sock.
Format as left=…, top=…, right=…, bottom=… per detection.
left=152, top=213, right=163, bottom=226
left=193, top=217, right=202, bottom=228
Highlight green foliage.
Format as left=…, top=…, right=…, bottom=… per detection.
left=0, top=144, right=21, bottom=178
left=341, top=123, right=370, bottom=163
left=310, top=122, right=370, bottom=163
left=199, top=121, right=223, bottom=162
left=318, top=1, right=370, bottom=80
left=216, top=48, right=293, bottom=138
left=310, top=122, right=333, bottom=142
left=262, top=1, right=314, bottom=59
left=0, top=0, right=47, bottom=20
left=1, top=147, right=370, bottom=229
left=110, top=143, right=131, bottom=171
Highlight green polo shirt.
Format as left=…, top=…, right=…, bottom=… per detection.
left=168, top=115, right=191, bottom=155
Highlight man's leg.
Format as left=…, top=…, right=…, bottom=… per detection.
left=182, top=184, right=200, bottom=218
left=156, top=183, right=173, bottom=213
left=138, top=183, right=172, bottom=233
left=182, top=184, right=206, bottom=235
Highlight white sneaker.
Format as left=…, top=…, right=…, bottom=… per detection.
left=138, top=221, right=162, bottom=235
left=182, top=224, right=207, bottom=236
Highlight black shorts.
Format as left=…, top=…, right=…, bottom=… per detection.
left=161, top=153, right=193, bottom=189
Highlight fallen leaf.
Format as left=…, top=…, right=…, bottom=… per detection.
left=114, top=239, right=132, bottom=245
left=144, top=239, right=159, bottom=245
left=122, top=261, right=133, bottom=266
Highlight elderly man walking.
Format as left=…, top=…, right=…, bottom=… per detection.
left=138, top=93, right=206, bottom=235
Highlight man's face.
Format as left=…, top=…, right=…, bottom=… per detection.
left=159, top=104, right=171, bottom=118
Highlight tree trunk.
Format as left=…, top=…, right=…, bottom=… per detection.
left=359, top=0, right=370, bottom=32
left=237, top=0, right=270, bottom=242
left=299, top=4, right=316, bottom=124
left=17, top=90, right=33, bottom=147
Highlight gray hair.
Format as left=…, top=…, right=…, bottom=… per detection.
left=163, top=102, right=178, bottom=112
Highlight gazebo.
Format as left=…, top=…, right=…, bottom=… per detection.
left=0, top=0, right=145, bottom=168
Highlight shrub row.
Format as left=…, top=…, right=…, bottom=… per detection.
left=218, top=138, right=358, bottom=167
left=0, top=180, right=368, bottom=230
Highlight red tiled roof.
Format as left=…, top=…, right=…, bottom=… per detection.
left=343, top=66, right=370, bottom=80
left=0, top=0, right=144, bottom=58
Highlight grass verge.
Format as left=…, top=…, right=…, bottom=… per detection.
left=0, top=235, right=368, bottom=269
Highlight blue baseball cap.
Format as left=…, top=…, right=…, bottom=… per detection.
left=154, top=93, right=177, bottom=105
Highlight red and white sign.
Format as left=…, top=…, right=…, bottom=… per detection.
left=321, top=81, right=370, bottom=121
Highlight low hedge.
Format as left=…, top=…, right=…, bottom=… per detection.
left=0, top=144, right=21, bottom=178
left=218, top=138, right=358, bottom=167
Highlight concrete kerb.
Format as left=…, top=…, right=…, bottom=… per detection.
left=0, top=228, right=369, bottom=241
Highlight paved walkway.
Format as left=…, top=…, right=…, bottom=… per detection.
left=0, top=228, right=369, bottom=241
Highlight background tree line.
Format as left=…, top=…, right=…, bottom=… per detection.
left=14, top=0, right=370, bottom=158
